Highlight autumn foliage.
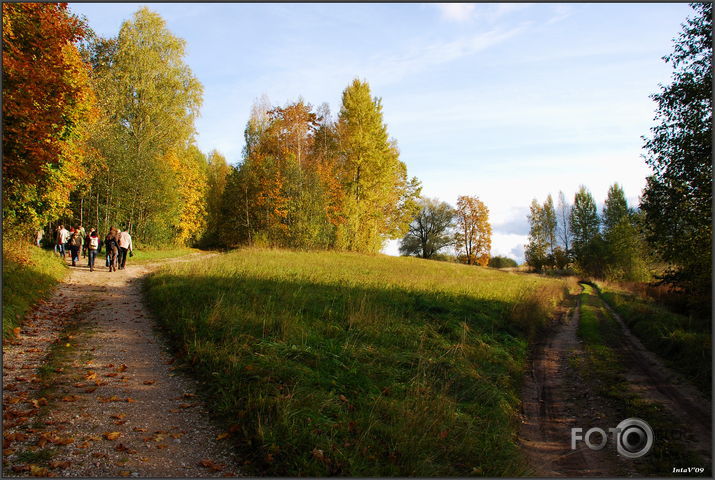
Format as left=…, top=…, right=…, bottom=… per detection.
left=2, top=2, right=95, bottom=232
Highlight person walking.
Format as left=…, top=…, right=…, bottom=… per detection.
left=105, top=229, right=120, bottom=273
left=78, top=224, right=87, bottom=258
left=56, top=225, right=68, bottom=258
left=68, top=227, right=83, bottom=266
left=35, top=228, right=44, bottom=247
left=118, top=228, right=133, bottom=270
left=87, top=229, right=101, bottom=272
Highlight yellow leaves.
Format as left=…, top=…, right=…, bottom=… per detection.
left=215, top=432, right=230, bottom=441
left=103, top=432, right=121, bottom=441
left=29, top=465, right=49, bottom=477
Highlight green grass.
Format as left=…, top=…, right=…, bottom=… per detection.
left=2, top=242, right=67, bottom=338
left=129, top=247, right=201, bottom=264
left=575, top=283, right=710, bottom=476
left=144, top=247, right=568, bottom=476
left=594, top=282, right=711, bottom=398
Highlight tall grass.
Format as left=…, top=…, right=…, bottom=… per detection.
left=144, top=248, right=567, bottom=476
left=2, top=241, right=67, bottom=338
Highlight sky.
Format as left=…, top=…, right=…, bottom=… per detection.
left=67, top=2, right=692, bottom=261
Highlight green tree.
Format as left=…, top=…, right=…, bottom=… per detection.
left=524, top=199, right=548, bottom=272
left=399, top=197, right=455, bottom=259
left=570, top=186, right=603, bottom=276
left=488, top=256, right=518, bottom=269
left=335, top=78, right=421, bottom=253
left=88, top=7, right=203, bottom=244
left=602, top=183, right=629, bottom=233
left=202, top=150, right=230, bottom=247
left=640, top=3, right=712, bottom=311
left=543, top=194, right=557, bottom=257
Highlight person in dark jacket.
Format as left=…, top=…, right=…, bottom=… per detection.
left=105, top=228, right=120, bottom=272
left=68, top=227, right=83, bottom=266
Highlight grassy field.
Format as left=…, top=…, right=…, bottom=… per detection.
left=144, top=247, right=568, bottom=476
left=594, top=281, right=711, bottom=398
left=2, top=242, right=67, bottom=338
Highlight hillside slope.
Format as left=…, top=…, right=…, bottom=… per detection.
left=144, top=248, right=567, bottom=476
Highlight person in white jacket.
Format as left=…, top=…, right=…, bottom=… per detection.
left=118, top=229, right=133, bottom=269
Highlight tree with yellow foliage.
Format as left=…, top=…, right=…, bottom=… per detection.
left=455, top=195, right=491, bottom=266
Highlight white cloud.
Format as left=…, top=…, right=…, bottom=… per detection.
left=437, top=3, right=476, bottom=23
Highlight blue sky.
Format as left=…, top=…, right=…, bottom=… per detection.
left=67, top=3, right=691, bottom=261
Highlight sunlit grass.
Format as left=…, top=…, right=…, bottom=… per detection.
left=2, top=242, right=67, bottom=338
left=145, top=247, right=568, bottom=476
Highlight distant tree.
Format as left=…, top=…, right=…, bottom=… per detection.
left=399, top=197, right=455, bottom=259
left=202, top=150, right=230, bottom=247
left=640, top=2, right=712, bottom=311
left=570, top=186, right=603, bottom=276
left=542, top=194, right=557, bottom=256
left=602, top=183, right=629, bottom=233
left=524, top=199, right=548, bottom=272
left=488, top=256, right=518, bottom=269
left=2, top=3, right=94, bottom=233
left=455, top=195, right=491, bottom=266
left=556, top=190, right=572, bottom=254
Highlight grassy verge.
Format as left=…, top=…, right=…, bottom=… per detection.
left=576, top=284, right=709, bottom=476
left=2, top=241, right=67, bottom=338
left=594, top=281, right=711, bottom=398
left=129, top=247, right=201, bottom=264
left=144, top=247, right=568, bottom=476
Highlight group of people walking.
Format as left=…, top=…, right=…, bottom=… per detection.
left=52, top=224, right=133, bottom=272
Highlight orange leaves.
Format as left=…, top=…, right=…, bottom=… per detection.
left=142, top=380, right=155, bottom=385
left=199, top=459, right=225, bottom=471
left=215, top=432, right=230, bottom=441
left=103, top=432, right=121, bottom=441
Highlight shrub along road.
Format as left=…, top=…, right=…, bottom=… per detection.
left=2, top=252, right=239, bottom=477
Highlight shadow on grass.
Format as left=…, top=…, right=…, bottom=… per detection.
left=145, top=271, right=535, bottom=476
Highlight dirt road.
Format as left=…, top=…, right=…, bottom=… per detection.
left=3, top=253, right=240, bottom=477
left=519, top=301, right=631, bottom=477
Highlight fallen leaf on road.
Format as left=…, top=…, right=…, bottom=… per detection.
left=29, top=465, right=49, bottom=476
left=84, top=387, right=97, bottom=393
left=119, top=471, right=130, bottom=477
left=216, top=433, right=230, bottom=441
left=61, top=395, right=78, bottom=402
left=199, top=459, right=225, bottom=471
left=143, top=380, right=155, bottom=385
left=132, top=427, right=147, bottom=432
left=49, top=460, right=71, bottom=469
left=117, top=364, right=128, bottom=372
left=104, top=432, right=121, bottom=441
left=110, top=413, right=126, bottom=420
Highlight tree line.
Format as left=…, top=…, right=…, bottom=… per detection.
left=525, top=184, right=649, bottom=281
left=525, top=3, right=711, bottom=316
left=2, top=5, right=423, bottom=254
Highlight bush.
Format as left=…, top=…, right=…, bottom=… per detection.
left=488, top=256, right=518, bottom=269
